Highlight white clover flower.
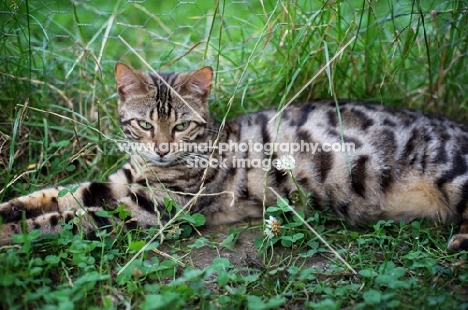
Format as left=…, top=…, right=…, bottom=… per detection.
left=275, top=155, right=296, bottom=171
left=265, top=215, right=277, bottom=227
left=75, top=209, right=86, bottom=217
left=264, top=216, right=282, bottom=239
left=264, top=228, right=275, bottom=239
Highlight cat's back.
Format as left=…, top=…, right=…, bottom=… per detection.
left=230, top=100, right=468, bottom=225
left=234, top=100, right=468, bottom=157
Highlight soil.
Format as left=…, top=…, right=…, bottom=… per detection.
left=158, top=223, right=333, bottom=271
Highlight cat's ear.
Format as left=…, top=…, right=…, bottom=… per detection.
left=185, top=66, right=213, bottom=100
left=115, top=62, right=146, bottom=99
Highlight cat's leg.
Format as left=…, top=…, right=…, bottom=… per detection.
left=0, top=162, right=146, bottom=224
left=447, top=222, right=468, bottom=250
left=0, top=184, right=120, bottom=244
left=0, top=182, right=121, bottom=224
left=1, top=210, right=77, bottom=244
left=0, top=187, right=73, bottom=223
left=0, top=202, right=152, bottom=245
left=0, top=177, right=170, bottom=244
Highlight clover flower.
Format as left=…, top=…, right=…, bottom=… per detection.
left=264, top=227, right=275, bottom=239
left=275, top=155, right=296, bottom=171
left=75, top=209, right=86, bottom=217
left=264, top=216, right=282, bottom=239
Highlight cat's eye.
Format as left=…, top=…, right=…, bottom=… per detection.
left=138, top=120, right=153, bottom=130
left=174, top=121, right=190, bottom=131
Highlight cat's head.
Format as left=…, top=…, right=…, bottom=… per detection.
left=115, top=62, right=213, bottom=166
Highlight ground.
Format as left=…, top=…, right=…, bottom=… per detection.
left=160, top=221, right=341, bottom=272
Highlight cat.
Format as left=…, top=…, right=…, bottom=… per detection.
left=1, top=62, right=468, bottom=251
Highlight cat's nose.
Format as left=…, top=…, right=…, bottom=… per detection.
left=155, top=142, right=170, bottom=157
left=156, top=149, right=169, bottom=157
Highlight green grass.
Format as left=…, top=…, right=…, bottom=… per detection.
left=1, top=0, right=468, bottom=308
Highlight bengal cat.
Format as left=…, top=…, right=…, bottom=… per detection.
left=1, top=62, right=468, bottom=251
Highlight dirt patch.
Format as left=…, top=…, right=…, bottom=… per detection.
left=159, top=223, right=333, bottom=271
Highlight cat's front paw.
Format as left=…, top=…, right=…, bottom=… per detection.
left=0, top=199, right=28, bottom=223
left=447, top=233, right=468, bottom=251
left=0, top=190, right=60, bottom=224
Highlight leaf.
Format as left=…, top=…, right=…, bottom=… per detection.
left=242, top=273, right=260, bottom=282
left=402, top=251, right=423, bottom=260
left=191, top=213, right=206, bottom=226
left=74, top=271, right=110, bottom=290
left=288, top=266, right=299, bottom=275
left=11, top=234, right=26, bottom=244
left=363, top=289, right=382, bottom=305
left=307, top=240, right=319, bottom=249
left=277, top=198, right=290, bottom=208
left=218, top=295, right=232, bottom=306
left=266, top=206, right=281, bottom=212
left=387, top=267, right=406, bottom=278
left=282, top=222, right=302, bottom=229
left=299, top=268, right=316, bottom=281
left=217, top=270, right=230, bottom=286
left=145, top=283, right=160, bottom=293
left=292, top=211, right=305, bottom=222
left=0, top=273, right=15, bottom=286
left=179, top=269, right=205, bottom=282
left=57, top=188, right=70, bottom=198
left=177, top=214, right=197, bottom=224
left=45, top=255, right=61, bottom=265
left=263, top=296, right=286, bottom=309
left=306, top=298, right=339, bottom=310
left=212, top=257, right=232, bottom=270
left=50, top=140, right=70, bottom=148
left=246, top=295, right=264, bottom=310
left=281, top=238, right=292, bottom=247
left=163, top=197, right=177, bottom=213
left=188, top=237, right=210, bottom=248
left=141, top=292, right=183, bottom=310
left=254, top=237, right=264, bottom=248
left=298, top=249, right=317, bottom=258
left=159, top=260, right=176, bottom=268
left=402, top=26, right=416, bottom=58
left=95, top=210, right=109, bottom=217
left=409, top=258, right=437, bottom=269
left=28, top=229, right=43, bottom=240
left=118, top=208, right=132, bottom=220
left=72, top=3, right=86, bottom=42
left=247, top=295, right=285, bottom=310
left=349, top=231, right=360, bottom=239
left=314, top=225, right=325, bottom=233
left=11, top=229, right=43, bottom=243
left=378, top=261, right=396, bottom=274
left=276, top=198, right=292, bottom=212
left=292, top=233, right=304, bottom=242
left=280, top=233, right=304, bottom=247
left=57, top=185, right=79, bottom=198
left=29, top=267, right=43, bottom=276
left=128, top=240, right=146, bottom=251
left=220, top=233, right=235, bottom=251
left=359, top=269, right=378, bottom=278
left=179, top=224, right=192, bottom=238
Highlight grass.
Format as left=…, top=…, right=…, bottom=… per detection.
left=1, top=0, right=468, bottom=308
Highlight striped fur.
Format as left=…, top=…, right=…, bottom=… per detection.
left=1, top=62, right=468, bottom=251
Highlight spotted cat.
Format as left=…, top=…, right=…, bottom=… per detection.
left=1, top=62, right=468, bottom=250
